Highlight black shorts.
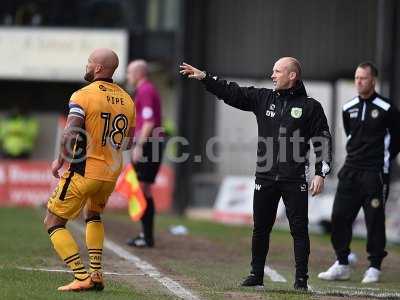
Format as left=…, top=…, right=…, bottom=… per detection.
left=133, top=140, right=164, bottom=183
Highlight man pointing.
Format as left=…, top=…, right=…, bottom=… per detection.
left=180, top=57, right=332, bottom=290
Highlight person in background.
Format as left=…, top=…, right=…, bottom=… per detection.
left=318, top=62, right=400, bottom=284
left=126, top=59, right=165, bottom=248
left=0, top=105, right=39, bottom=159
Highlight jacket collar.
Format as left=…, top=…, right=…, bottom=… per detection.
left=359, top=91, right=377, bottom=102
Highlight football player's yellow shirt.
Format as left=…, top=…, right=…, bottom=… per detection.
left=67, top=79, right=135, bottom=182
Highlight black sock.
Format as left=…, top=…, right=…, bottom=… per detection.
left=141, top=196, right=155, bottom=244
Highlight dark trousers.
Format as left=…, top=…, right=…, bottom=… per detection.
left=251, top=179, right=310, bottom=279
left=141, top=196, right=155, bottom=244
left=331, top=166, right=388, bottom=269
left=133, top=140, right=164, bottom=245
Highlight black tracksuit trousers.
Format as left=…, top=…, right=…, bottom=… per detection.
left=251, top=179, right=310, bottom=279
left=331, top=166, right=389, bottom=269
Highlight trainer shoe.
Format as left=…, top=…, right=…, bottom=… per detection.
left=332, top=253, right=358, bottom=266
left=294, top=277, right=308, bottom=291
left=348, top=252, right=358, bottom=265
left=57, top=276, right=93, bottom=291
left=126, top=235, right=154, bottom=248
left=90, top=270, right=105, bottom=291
left=240, top=273, right=264, bottom=287
left=361, top=267, right=381, bottom=284
left=318, top=261, right=351, bottom=281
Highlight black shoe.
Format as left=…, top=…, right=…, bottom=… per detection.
left=294, top=277, right=308, bottom=291
left=126, top=235, right=154, bottom=248
left=241, top=274, right=264, bottom=287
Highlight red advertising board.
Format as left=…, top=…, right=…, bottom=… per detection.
left=0, top=161, right=55, bottom=206
left=0, top=160, right=174, bottom=212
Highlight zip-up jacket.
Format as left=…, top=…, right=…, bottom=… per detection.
left=342, top=92, right=400, bottom=174
left=202, top=73, right=332, bottom=182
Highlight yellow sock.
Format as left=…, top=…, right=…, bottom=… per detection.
left=86, top=217, right=104, bottom=273
left=48, top=226, right=89, bottom=281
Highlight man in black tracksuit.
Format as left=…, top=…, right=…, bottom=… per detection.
left=318, top=62, right=400, bottom=284
left=180, top=57, right=332, bottom=290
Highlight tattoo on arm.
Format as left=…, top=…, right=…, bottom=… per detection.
left=58, top=115, right=84, bottom=163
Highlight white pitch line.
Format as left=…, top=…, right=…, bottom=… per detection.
left=264, top=270, right=400, bottom=299
left=17, top=267, right=145, bottom=276
left=263, top=265, right=287, bottom=282
left=307, top=283, right=400, bottom=298
left=70, top=222, right=200, bottom=300
left=336, top=285, right=383, bottom=291
left=311, top=288, right=400, bottom=299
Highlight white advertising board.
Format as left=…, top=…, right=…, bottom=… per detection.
left=213, top=176, right=286, bottom=225
left=0, top=28, right=128, bottom=82
left=213, top=176, right=400, bottom=243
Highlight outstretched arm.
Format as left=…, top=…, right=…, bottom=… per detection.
left=180, top=62, right=268, bottom=112
left=179, top=62, right=206, bottom=80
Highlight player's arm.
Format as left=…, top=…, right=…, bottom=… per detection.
left=122, top=126, right=135, bottom=150
left=179, top=62, right=267, bottom=112
left=52, top=105, right=85, bottom=178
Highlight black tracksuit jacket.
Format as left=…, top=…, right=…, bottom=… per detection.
left=202, top=73, right=332, bottom=182
left=342, top=92, right=400, bottom=174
